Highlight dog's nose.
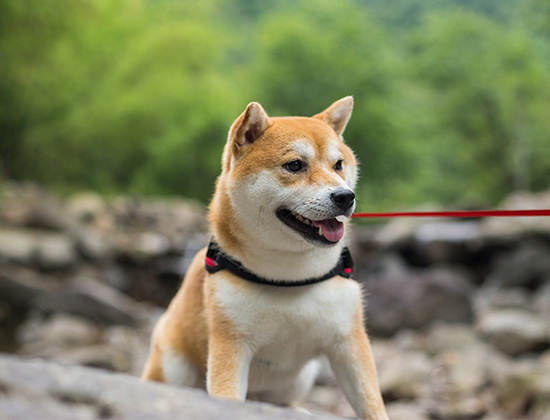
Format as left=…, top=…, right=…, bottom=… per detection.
left=331, top=188, right=355, bottom=210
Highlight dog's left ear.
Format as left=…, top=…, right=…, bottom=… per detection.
left=314, top=96, right=354, bottom=137
left=228, top=102, right=272, bottom=148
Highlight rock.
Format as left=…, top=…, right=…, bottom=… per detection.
left=494, top=358, right=550, bottom=418
left=485, top=240, right=550, bottom=290
left=481, top=190, right=550, bottom=239
left=386, top=402, right=429, bottom=420
left=303, top=386, right=355, bottom=418
left=33, top=276, right=149, bottom=325
left=55, top=344, right=132, bottom=372
left=35, top=233, right=77, bottom=270
left=477, top=309, right=549, bottom=356
left=17, top=313, right=101, bottom=356
left=0, top=229, right=38, bottom=264
left=364, top=266, right=474, bottom=336
left=0, top=183, right=78, bottom=231
left=65, top=192, right=106, bottom=223
left=372, top=341, right=433, bottom=400
left=474, top=287, right=531, bottom=315
left=71, top=227, right=113, bottom=260
left=0, top=228, right=78, bottom=269
left=0, top=266, right=58, bottom=308
left=535, top=282, right=550, bottom=315
left=0, top=355, right=334, bottom=420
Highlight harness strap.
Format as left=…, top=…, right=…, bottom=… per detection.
left=205, top=240, right=355, bottom=287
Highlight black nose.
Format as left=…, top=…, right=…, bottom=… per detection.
left=331, top=189, right=355, bottom=210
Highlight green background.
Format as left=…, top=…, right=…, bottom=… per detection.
left=1, top=0, right=549, bottom=211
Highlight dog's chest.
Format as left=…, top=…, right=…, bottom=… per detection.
left=213, top=274, right=361, bottom=365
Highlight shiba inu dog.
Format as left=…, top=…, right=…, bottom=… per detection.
left=141, top=97, right=389, bottom=420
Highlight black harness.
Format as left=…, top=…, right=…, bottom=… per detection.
left=205, top=240, right=355, bottom=287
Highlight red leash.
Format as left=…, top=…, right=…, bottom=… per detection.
left=352, top=209, right=550, bottom=219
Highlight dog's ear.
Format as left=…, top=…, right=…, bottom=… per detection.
left=314, top=96, right=353, bottom=137
left=228, top=102, right=272, bottom=149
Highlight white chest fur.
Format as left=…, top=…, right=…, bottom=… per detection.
left=213, top=274, right=361, bottom=370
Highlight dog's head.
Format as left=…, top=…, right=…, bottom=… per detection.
left=215, top=97, right=357, bottom=251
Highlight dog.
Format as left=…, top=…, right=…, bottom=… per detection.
left=141, top=97, right=389, bottom=420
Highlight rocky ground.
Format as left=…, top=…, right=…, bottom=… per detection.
left=1, top=182, right=549, bottom=419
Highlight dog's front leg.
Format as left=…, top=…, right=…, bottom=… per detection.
left=328, top=314, right=388, bottom=420
left=206, top=328, right=252, bottom=401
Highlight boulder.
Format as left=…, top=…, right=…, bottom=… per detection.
left=0, top=183, right=77, bottom=231
left=0, top=228, right=78, bottom=269
left=476, top=309, right=549, bottom=356
left=372, top=341, right=433, bottom=400
left=17, top=313, right=101, bottom=357
left=493, top=358, right=550, bottom=418
left=0, top=354, right=335, bottom=420
left=363, top=266, right=474, bottom=336
left=485, top=239, right=550, bottom=290
left=0, top=266, right=58, bottom=308
left=32, top=276, right=149, bottom=325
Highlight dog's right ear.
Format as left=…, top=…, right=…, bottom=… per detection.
left=227, top=102, right=272, bottom=157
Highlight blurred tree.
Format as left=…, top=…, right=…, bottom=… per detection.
left=406, top=11, right=550, bottom=204
left=0, top=0, right=549, bottom=208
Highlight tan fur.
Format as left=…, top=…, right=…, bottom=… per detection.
left=142, top=97, right=389, bottom=420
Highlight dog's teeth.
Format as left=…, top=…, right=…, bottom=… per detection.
left=335, top=215, right=346, bottom=223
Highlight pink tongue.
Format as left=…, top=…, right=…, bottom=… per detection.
left=313, top=219, right=344, bottom=242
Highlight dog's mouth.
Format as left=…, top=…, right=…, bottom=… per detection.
left=276, top=209, right=346, bottom=244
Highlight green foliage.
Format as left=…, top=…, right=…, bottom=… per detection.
left=1, top=0, right=549, bottom=208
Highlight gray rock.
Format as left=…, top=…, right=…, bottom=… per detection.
left=0, top=229, right=38, bottom=264
left=33, top=276, right=148, bottom=325
left=364, top=267, right=474, bottom=336
left=0, top=228, right=78, bottom=269
left=35, top=233, right=78, bottom=270
left=474, top=287, right=531, bottom=315
left=386, top=402, right=429, bottom=420
left=480, top=190, right=550, bottom=239
left=17, top=313, right=101, bottom=356
left=0, top=183, right=77, bottom=231
left=71, top=227, right=113, bottom=260
left=65, top=192, right=106, bottom=223
left=486, top=240, right=550, bottom=289
left=493, top=358, right=550, bottom=418
left=477, top=309, right=549, bottom=356
left=0, top=354, right=337, bottom=420
left=0, top=266, right=57, bottom=308
left=372, top=341, right=433, bottom=400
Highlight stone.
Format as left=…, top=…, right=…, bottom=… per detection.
left=481, top=190, right=550, bottom=239
left=0, top=183, right=77, bottom=231
left=493, top=358, right=550, bottom=418
left=17, top=313, right=101, bottom=356
left=386, top=402, right=429, bottom=420
left=32, top=276, right=149, bottom=325
left=0, top=228, right=78, bottom=269
left=485, top=240, right=550, bottom=290
left=0, top=355, right=335, bottom=420
left=65, top=192, right=106, bottom=223
left=71, top=227, right=112, bottom=260
left=364, top=266, right=474, bottom=336
left=474, top=287, right=531, bottom=315
left=0, top=266, right=57, bottom=308
left=0, top=229, right=37, bottom=264
left=477, top=309, right=549, bottom=356
left=35, top=233, right=78, bottom=270
left=372, top=341, right=433, bottom=400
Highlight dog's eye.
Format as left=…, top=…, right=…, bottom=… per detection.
left=283, top=160, right=305, bottom=173
left=333, top=160, right=343, bottom=171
